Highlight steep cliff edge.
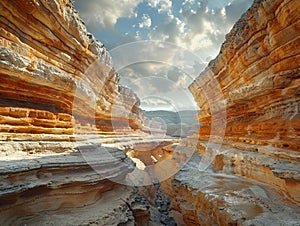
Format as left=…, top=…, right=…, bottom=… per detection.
left=0, top=0, right=148, bottom=224
left=162, top=0, right=300, bottom=225
left=1, top=0, right=300, bottom=225
left=189, top=0, right=300, bottom=151
left=0, top=0, right=143, bottom=143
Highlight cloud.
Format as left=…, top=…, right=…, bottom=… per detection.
left=148, top=0, right=253, bottom=59
left=147, top=0, right=160, bottom=8
left=158, top=0, right=172, bottom=14
left=148, top=0, right=172, bottom=14
left=119, top=62, right=171, bottom=85
left=142, top=97, right=170, bottom=107
left=74, top=0, right=141, bottom=31
left=149, top=16, right=185, bottom=43
left=118, top=62, right=199, bottom=110
left=139, top=14, right=152, bottom=28
left=221, top=7, right=226, bottom=17
left=74, top=0, right=254, bottom=110
left=183, top=0, right=196, bottom=5
left=74, top=0, right=252, bottom=58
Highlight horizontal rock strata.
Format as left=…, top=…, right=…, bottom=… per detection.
left=0, top=145, right=137, bottom=225
left=165, top=0, right=300, bottom=225
left=0, top=0, right=143, bottom=142
left=0, top=0, right=150, bottom=225
left=189, top=0, right=300, bottom=151
left=162, top=153, right=300, bottom=225
left=0, top=135, right=180, bottom=225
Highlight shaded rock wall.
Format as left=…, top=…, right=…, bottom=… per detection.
left=188, top=0, right=300, bottom=204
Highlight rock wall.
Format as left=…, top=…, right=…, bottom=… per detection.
left=0, top=0, right=147, bottom=224
left=162, top=0, right=300, bottom=225
left=189, top=0, right=300, bottom=151
left=0, top=0, right=143, bottom=144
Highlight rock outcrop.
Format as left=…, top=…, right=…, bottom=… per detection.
left=1, top=0, right=300, bottom=225
left=163, top=0, right=300, bottom=225
left=0, top=145, right=138, bottom=225
left=0, top=0, right=147, bottom=225
left=0, top=0, right=143, bottom=143
left=189, top=0, right=300, bottom=151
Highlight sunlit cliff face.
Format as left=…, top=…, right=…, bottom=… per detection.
left=1, top=0, right=299, bottom=225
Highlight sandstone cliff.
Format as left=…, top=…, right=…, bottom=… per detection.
left=162, top=0, right=300, bottom=225
left=189, top=0, right=300, bottom=197
left=0, top=0, right=143, bottom=143
left=0, top=0, right=147, bottom=224
left=1, top=0, right=300, bottom=225
left=189, top=0, right=300, bottom=151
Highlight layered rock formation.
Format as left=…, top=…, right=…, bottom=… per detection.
left=189, top=0, right=300, bottom=151
left=163, top=0, right=300, bottom=225
left=0, top=146, right=138, bottom=225
left=0, top=0, right=143, bottom=143
left=2, top=0, right=300, bottom=225
left=0, top=0, right=148, bottom=225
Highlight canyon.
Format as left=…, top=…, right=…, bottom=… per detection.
left=142, top=110, right=199, bottom=138
left=0, top=0, right=299, bottom=225
left=166, top=0, right=300, bottom=224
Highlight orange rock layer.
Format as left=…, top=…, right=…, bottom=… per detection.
left=187, top=0, right=300, bottom=207
left=189, top=0, right=300, bottom=151
left=0, top=0, right=143, bottom=142
left=0, top=1, right=149, bottom=224
left=162, top=0, right=300, bottom=225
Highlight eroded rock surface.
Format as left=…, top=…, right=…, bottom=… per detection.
left=1, top=0, right=300, bottom=225
left=162, top=153, right=300, bottom=225
left=0, top=145, right=136, bottom=225
left=0, top=0, right=143, bottom=142
left=164, top=0, right=300, bottom=225
left=0, top=0, right=147, bottom=225
left=189, top=0, right=300, bottom=151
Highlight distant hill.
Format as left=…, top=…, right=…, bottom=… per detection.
left=142, top=110, right=200, bottom=138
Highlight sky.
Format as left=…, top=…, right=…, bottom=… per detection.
left=74, top=0, right=253, bottom=111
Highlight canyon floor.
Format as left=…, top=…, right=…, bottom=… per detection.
left=1, top=134, right=299, bottom=225
left=1, top=0, right=299, bottom=225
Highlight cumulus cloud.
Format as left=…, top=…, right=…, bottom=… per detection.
left=149, top=16, right=185, bottom=43
left=119, top=62, right=199, bottom=110
left=158, top=0, right=172, bottom=14
left=74, top=0, right=252, bottom=58
left=147, top=0, right=172, bottom=14
left=74, top=0, right=141, bottom=31
left=148, top=0, right=253, bottom=59
left=139, top=14, right=152, bottom=28
left=183, top=0, right=196, bottom=5
left=221, top=7, right=226, bottom=17
left=74, top=0, right=254, bottom=110
left=147, top=0, right=160, bottom=8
